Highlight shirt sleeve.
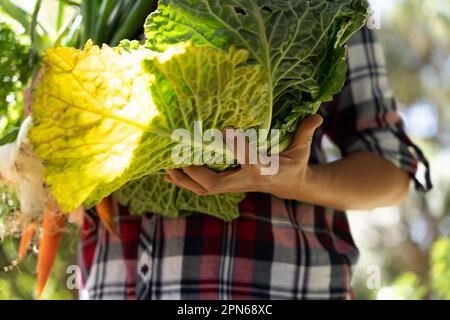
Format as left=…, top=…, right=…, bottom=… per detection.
left=320, top=27, right=432, bottom=192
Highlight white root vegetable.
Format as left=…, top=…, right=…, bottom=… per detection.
left=0, top=117, right=49, bottom=224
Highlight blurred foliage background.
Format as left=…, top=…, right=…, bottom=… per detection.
left=0, top=0, right=449, bottom=300
left=349, top=0, right=450, bottom=300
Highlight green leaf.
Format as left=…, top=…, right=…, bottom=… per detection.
left=0, top=0, right=31, bottom=34
left=0, top=128, right=19, bottom=146
left=116, top=174, right=244, bottom=221
left=30, top=42, right=268, bottom=214
left=145, top=0, right=369, bottom=139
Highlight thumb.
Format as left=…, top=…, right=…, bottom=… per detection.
left=284, top=115, right=323, bottom=154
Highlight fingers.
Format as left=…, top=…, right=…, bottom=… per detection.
left=182, top=166, right=218, bottom=192
left=165, top=169, right=208, bottom=195
left=283, top=115, right=323, bottom=156
left=166, top=166, right=252, bottom=195
left=291, top=114, right=323, bottom=148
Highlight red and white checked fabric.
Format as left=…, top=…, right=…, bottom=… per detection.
left=78, top=27, right=431, bottom=300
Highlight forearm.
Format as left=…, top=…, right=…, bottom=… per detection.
left=298, top=151, right=411, bottom=211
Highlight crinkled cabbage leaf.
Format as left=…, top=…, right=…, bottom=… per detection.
left=30, top=41, right=268, bottom=215
left=117, top=0, right=369, bottom=218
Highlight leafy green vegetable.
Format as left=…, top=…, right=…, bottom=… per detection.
left=118, top=0, right=369, bottom=218
left=30, top=41, right=267, bottom=215
left=30, top=0, right=369, bottom=220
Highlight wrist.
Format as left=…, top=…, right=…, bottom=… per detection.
left=294, top=165, right=332, bottom=203
left=262, top=166, right=316, bottom=201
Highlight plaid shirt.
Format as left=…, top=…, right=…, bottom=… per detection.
left=78, top=27, right=431, bottom=300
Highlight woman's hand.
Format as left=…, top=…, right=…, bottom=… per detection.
left=165, top=115, right=324, bottom=200
left=165, top=114, right=412, bottom=211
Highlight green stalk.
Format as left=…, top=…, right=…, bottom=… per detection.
left=80, top=0, right=89, bottom=45
left=104, top=0, right=126, bottom=44
left=80, top=0, right=97, bottom=45
left=110, top=0, right=158, bottom=46
left=66, top=16, right=82, bottom=47
left=29, top=0, right=42, bottom=67
left=91, top=0, right=101, bottom=37
left=56, top=1, right=66, bottom=30
left=116, top=0, right=136, bottom=27
left=55, top=13, right=79, bottom=47
left=94, top=0, right=116, bottom=44
left=276, top=135, right=294, bottom=154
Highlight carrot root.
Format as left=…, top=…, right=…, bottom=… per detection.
left=18, top=224, right=36, bottom=261
left=95, top=197, right=118, bottom=237
left=36, top=202, right=66, bottom=300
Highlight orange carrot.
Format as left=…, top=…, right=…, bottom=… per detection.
left=18, top=224, right=36, bottom=261
left=36, top=202, right=66, bottom=300
left=95, top=197, right=117, bottom=236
